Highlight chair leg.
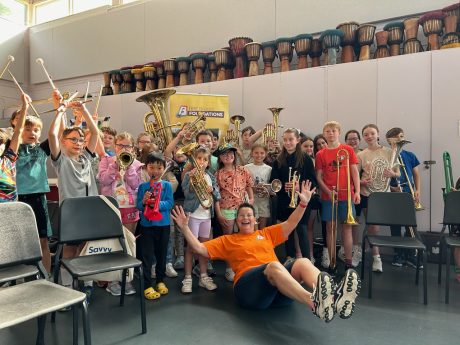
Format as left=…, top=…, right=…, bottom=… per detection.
left=415, top=251, right=421, bottom=285
left=138, top=266, right=147, bottom=334
left=446, top=246, right=451, bottom=304
left=36, top=315, right=47, bottom=345
left=82, top=300, right=92, bottom=345
left=51, top=245, right=63, bottom=323
left=423, top=250, right=428, bottom=305
left=368, top=246, right=373, bottom=299
left=438, top=239, right=443, bottom=284
left=72, top=305, right=79, bottom=345
left=120, top=269, right=127, bottom=307
left=361, top=236, right=366, bottom=280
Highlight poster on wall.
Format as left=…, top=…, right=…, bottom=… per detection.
left=169, top=93, right=229, bottom=141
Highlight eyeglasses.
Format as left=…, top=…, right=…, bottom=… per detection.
left=346, top=137, right=360, bottom=142
left=66, top=137, right=85, bottom=144
left=116, top=144, right=134, bottom=150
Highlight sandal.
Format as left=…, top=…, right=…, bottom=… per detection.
left=155, top=282, right=169, bottom=295
left=144, top=287, right=161, bottom=300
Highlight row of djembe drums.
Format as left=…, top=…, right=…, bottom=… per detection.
left=102, top=4, right=460, bottom=95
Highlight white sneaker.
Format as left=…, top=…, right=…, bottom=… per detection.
left=372, top=255, right=383, bottom=273
left=199, top=275, right=217, bottom=291
left=225, top=268, right=235, bottom=282
left=151, top=264, right=156, bottom=279
left=321, top=248, right=330, bottom=269
left=352, top=245, right=362, bottom=268
left=338, top=246, right=345, bottom=262
left=124, top=281, right=136, bottom=295
left=165, top=263, right=178, bottom=278
left=181, top=277, right=192, bottom=294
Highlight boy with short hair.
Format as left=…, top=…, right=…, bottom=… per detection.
left=315, top=121, right=361, bottom=270
left=100, top=126, right=117, bottom=157
left=385, top=127, right=422, bottom=268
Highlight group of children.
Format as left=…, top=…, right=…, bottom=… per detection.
left=1, top=89, right=460, bottom=305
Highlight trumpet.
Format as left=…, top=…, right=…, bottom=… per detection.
left=288, top=167, right=300, bottom=208
left=254, top=178, right=282, bottom=198
left=224, top=115, right=245, bottom=146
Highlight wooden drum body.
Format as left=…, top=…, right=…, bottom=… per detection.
left=131, top=66, right=145, bottom=92
left=374, top=31, right=390, bottom=59
left=109, top=70, right=121, bottom=95
left=190, top=53, right=208, bottom=84
left=229, top=36, right=253, bottom=78
left=142, top=65, right=156, bottom=91
left=275, top=37, right=293, bottom=72
left=176, top=57, right=191, bottom=86
left=214, top=48, right=230, bottom=81
left=403, top=38, right=424, bottom=55
left=320, top=29, right=343, bottom=65
left=153, top=61, right=165, bottom=89
left=384, top=21, right=404, bottom=56
left=442, top=3, right=460, bottom=33
left=337, top=22, right=359, bottom=63
left=120, top=68, right=134, bottom=93
left=403, top=17, right=420, bottom=40
left=244, top=42, right=261, bottom=76
left=163, top=59, right=176, bottom=88
left=261, top=41, right=277, bottom=74
left=294, top=34, right=312, bottom=69
left=357, top=24, right=376, bottom=61
left=309, top=39, right=322, bottom=67
left=420, top=11, right=445, bottom=51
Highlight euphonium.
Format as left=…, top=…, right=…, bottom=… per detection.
left=443, top=151, right=454, bottom=200
left=182, top=113, right=207, bottom=144
left=224, top=115, right=245, bottom=146
left=137, top=89, right=177, bottom=152
left=176, top=142, right=213, bottom=208
left=288, top=167, right=300, bottom=208
left=254, top=178, right=282, bottom=198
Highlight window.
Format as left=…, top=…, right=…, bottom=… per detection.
left=73, top=0, right=111, bottom=15
left=0, top=0, right=27, bottom=26
left=35, top=0, right=69, bottom=25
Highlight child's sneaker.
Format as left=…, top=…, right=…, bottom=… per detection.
left=165, top=263, right=178, bottom=278
left=321, top=248, right=330, bottom=269
left=173, top=256, right=185, bottom=270
left=199, top=275, right=217, bottom=291
left=352, top=245, right=362, bottom=267
left=181, top=277, right=192, bottom=294
left=124, top=281, right=136, bottom=295
left=372, top=255, right=383, bottom=273
left=334, top=269, right=361, bottom=319
left=391, top=254, right=404, bottom=267
left=106, top=281, right=122, bottom=296
left=310, top=272, right=335, bottom=322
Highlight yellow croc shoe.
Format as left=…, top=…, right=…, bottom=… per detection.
left=155, top=282, right=169, bottom=295
left=144, top=287, right=161, bottom=300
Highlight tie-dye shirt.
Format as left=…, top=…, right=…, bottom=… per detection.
left=0, top=148, right=18, bottom=202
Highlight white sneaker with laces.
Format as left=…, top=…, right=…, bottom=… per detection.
left=181, top=277, right=192, bottom=294
left=321, top=248, right=330, bottom=269
left=199, top=276, right=217, bottom=291
left=352, top=245, right=362, bottom=268
left=165, top=263, right=178, bottom=278
left=225, top=268, right=235, bottom=282
left=372, top=255, right=383, bottom=273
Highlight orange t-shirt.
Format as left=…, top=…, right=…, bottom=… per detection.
left=203, top=224, right=286, bottom=284
left=315, top=143, right=358, bottom=201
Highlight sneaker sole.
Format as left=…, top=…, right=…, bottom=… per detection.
left=335, top=269, right=361, bottom=319
left=312, top=272, right=335, bottom=322
left=391, top=263, right=403, bottom=267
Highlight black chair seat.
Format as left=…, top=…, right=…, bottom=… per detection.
left=367, top=235, right=426, bottom=250
left=445, top=236, right=460, bottom=247
left=0, top=264, right=39, bottom=284
left=61, top=252, right=141, bottom=278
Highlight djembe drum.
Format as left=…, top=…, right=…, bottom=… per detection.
left=403, top=38, right=424, bottom=55
left=110, top=69, right=122, bottom=95
left=442, top=3, right=460, bottom=34
left=120, top=67, right=134, bottom=93
left=383, top=21, right=404, bottom=56
left=294, top=34, right=312, bottom=69
left=337, top=22, right=359, bottom=63
left=441, top=32, right=460, bottom=49
left=404, top=17, right=420, bottom=40
left=229, top=37, right=253, bottom=78
left=153, top=62, right=165, bottom=89
left=226, top=48, right=235, bottom=79
left=102, top=72, right=113, bottom=96
left=244, top=42, right=261, bottom=76
left=190, top=53, right=207, bottom=84
left=309, top=38, right=322, bottom=67
left=207, top=54, right=217, bottom=82
left=142, top=64, right=156, bottom=91
left=132, top=65, right=145, bottom=92
left=419, top=11, right=445, bottom=51
left=176, top=57, right=191, bottom=86
left=276, top=37, right=293, bottom=72
left=357, top=24, right=376, bottom=61
left=261, top=41, right=277, bottom=74
left=374, top=31, right=390, bottom=59
left=320, top=30, right=343, bottom=65
left=214, top=48, right=230, bottom=81
left=163, top=59, right=176, bottom=88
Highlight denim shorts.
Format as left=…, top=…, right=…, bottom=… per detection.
left=321, top=200, right=356, bottom=222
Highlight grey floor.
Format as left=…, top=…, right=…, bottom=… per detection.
left=1, top=260, right=459, bottom=345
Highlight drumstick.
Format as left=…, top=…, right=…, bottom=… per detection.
left=93, top=85, right=103, bottom=116
left=84, top=81, right=90, bottom=102
left=7, top=69, right=41, bottom=118
left=40, top=99, right=93, bottom=114
left=0, top=55, right=15, bottom=79
left=35, top=58, right=57, bottom=90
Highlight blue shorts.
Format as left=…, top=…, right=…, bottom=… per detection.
left=321, top=200, right=356, bottom=222
left=233, top=260, right=295, bottom=310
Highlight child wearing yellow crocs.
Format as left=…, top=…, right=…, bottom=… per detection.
left=137, top=153, right=174, bottom=300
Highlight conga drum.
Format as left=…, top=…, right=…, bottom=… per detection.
left=190, top=53, right=207, bottom=84
left=441, top=32, right=460, bottom=49
left=419, top=11, right=445, bottom=51
left=207, top=54, right=217, bottom=82
left=374, top=31, right=390, bottom=59
left=132, top=65, right=145, bottom=92
left=142, top=64, right=156, bottom=91
left=214, top=48, right=230, bottom=81
left=153, top=61, right=165, bottom=89
left=275, top=37, right=293, bottom=72
left=120, top=67, right=134, bottom=93
left=309, top=38, right=322, bottom=67
left=261, top=41, right=277, bottom=74
left=403, top=38, right=424, bottom=55
left=228, top=37, right=253, bottom=78
left=244, top=42, right=261, bottom=76
left=336, top=22, right=359, bottom=63
left=403, top=17, right=420, bottom=40
left=442, top=3, right=460, bottom=33
left=176, top=57, right=191, bottom=86
left=320, top=30, right=343, bottom=65
left=102, top=72, right=113, bottom=96
left=163, top=58, right=176, bottom=88
left=357, top=24, right=376, bottom=61
left=294, top=34, right=313, bottom=69
left=383, top=21, right=404, bottom=56
left=109, top=69, right=121, bottom=95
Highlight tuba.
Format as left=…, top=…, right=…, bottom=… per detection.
left=176, top=142, right=213, bottom=208
left=137, top=89, right=178, bottom=152
left=262, top=107, right=284, bottom=152
left=224, top=115, right=245, bottom=147
left=443, top=151, right=455, bottom=200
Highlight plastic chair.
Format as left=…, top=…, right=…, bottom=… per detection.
left=51, top=196, right=146, bottom=335
left=361, top=192, right=428, bottom=305
left=437, top=191, right=460, bottom=304
left=0, top=202, right=90, bottom=345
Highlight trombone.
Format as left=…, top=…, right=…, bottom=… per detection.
left=397, top=155, right=424, bottom=210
